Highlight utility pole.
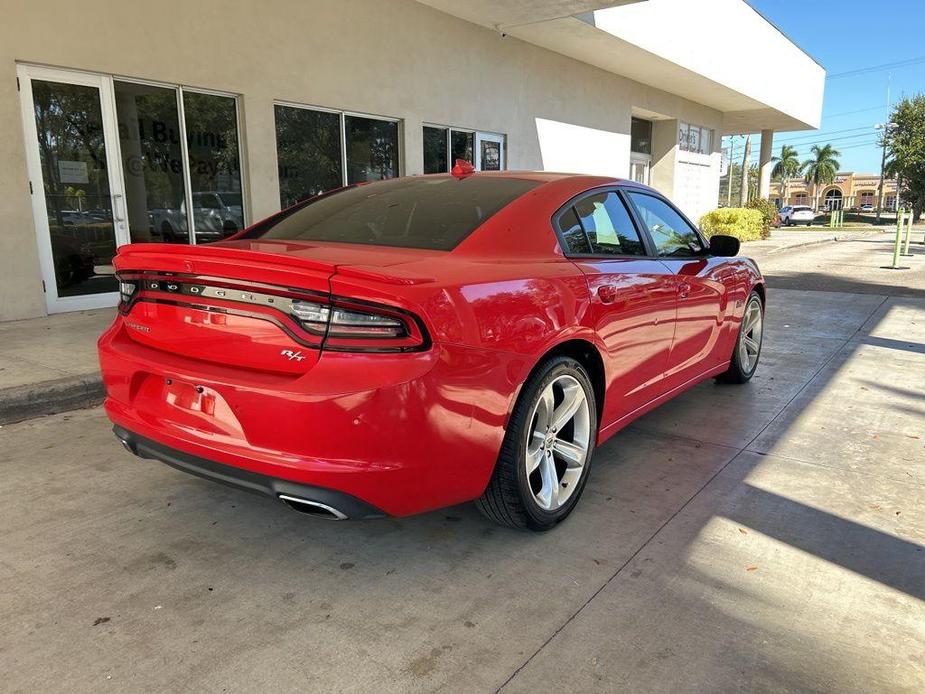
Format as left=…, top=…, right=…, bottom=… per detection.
left=876, top=75, right=892, bottom=224
left=739, top=134, right=751, bottom=206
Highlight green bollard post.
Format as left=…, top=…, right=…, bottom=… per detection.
left=889, top=208, right=905, bottom=268
left=902, top=209, right=914, bottom=256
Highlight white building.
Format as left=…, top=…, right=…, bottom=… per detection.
left=1, top=0, right=824, bottom=321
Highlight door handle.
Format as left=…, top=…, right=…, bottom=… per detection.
left=678, top=281, right=691, bottom=299
left=598, top=285, right=618, bottom=304
left=113, top=193, right=126, bottom=223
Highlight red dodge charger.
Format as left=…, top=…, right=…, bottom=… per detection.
left=99, top=170, right=765, bottom=530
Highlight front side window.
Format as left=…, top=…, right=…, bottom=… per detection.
left=557, top=207, right=591, bottom=254
left=248, top=176, right=540, bottom=250
left=573, top=192, right=646, bottom=256
left=627, top=192, right=703, bottom=257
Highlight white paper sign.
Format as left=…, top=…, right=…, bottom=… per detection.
left=58, top=160, right=89, bottom=184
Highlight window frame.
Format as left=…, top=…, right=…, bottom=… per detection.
left=274, top=99, right=403, bottom=195
left=551, top=185, right=658, bottom=260
left=112, top=75, right=249, bottom=244
left=422, top=122, right=506, bottom=172
left=678, top=121, right=715, bottom=155
left=622, top=189, right=709, bottom=259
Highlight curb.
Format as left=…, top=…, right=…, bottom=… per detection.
left=763, top=231, right=883, bottom=255
left=0, top=373, right=104, bottom=425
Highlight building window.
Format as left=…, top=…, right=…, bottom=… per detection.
left=114, top=80, right=246, bottom=245
left=275, top=106, right=342, bottom=208
left=423, top=126, right=448, bottom=174
left=631, top=118, right=652, bottom=155
left=423, top=125, right=506, bottom=172
left=858, top=190, right=876, bottom=206
left=679, top=122, right=713, bottom=154
left=345, top=115, right=400, bottom=184
left=274, top=104, right=401, bottom=209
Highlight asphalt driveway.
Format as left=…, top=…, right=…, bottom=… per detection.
left=1, top=237, right=923, bottom=692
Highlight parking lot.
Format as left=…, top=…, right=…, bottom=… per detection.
left=2, top=236, right=923, bottom=692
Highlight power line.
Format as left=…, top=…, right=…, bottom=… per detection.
left=822, top=104, right=889, bottom=119
left=827, top=54, right=925, bottom=80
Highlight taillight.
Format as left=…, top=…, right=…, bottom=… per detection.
left=119, top=280, right=137, bottom=304
left=290, top=297, right=426, bottom=352
left=117, top=272, right=429, bottom=353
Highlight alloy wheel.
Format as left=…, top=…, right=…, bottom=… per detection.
left=739, top=298, right=763, bottom=373
left=524, top=374, right=591, bottom=511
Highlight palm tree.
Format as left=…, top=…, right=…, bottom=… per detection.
left=772, top=144, right=800, bottom=207
left=800, top=144, right=841, bottom=209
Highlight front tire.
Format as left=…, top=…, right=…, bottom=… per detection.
left=717, top=291, right=764, bottom=384
left=476, top=357, right=597, bottom=531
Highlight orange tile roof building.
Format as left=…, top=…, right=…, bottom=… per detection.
left=769, top=173, right=899, bottom=210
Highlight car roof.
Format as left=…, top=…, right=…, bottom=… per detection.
left=417, top=170, right=659, bottom=193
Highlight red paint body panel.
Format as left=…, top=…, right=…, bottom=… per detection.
left=98, top=173, right=764, bottom=517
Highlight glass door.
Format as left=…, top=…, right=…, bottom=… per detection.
left=475, top=132, right=505, bottom=171
left=18, top=65, right=129, bottom=313
left=630, top=155, right=651, bottom=185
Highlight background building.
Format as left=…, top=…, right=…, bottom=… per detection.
left=1, top=0, right=823, bottom=321
left=770, top=173, right=899, bottom=210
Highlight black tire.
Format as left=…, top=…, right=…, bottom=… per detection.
left=475, top=356, right=597, bottom=531
left=716, top=291, right=764, bottom=384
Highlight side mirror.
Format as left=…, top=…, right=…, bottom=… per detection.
left=708, top=234, right=740, bottom=257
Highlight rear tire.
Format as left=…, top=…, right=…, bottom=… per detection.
left=476, top=356, right=597, bottom=531
left=717, top=291, right=764, bottom=384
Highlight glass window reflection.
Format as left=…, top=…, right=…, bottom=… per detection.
left=32, top=80, right=118, bottom=296
left=275, top=105, right=343, bottom=208
left=345, top=116, right=400, bottom=184
left=114, top=80, right=188, bottom=244
left=183, top=91, right=245, bottom=242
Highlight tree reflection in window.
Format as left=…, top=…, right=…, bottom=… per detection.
left=574, top=192, right=645, bottom=256
left=275, top=105, right=343, bottom=208
left=627, top=192, right=703, bottom=257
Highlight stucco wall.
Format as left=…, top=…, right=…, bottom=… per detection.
left=0, top=0, right=724, bottom=320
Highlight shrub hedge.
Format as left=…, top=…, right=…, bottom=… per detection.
left=745, top=197, right=777, bottom=239
left=698, top=208, right=764, bottom=242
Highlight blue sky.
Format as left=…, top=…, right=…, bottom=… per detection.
left=728, top=0, right=925, bottom=173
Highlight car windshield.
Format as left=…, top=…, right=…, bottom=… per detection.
left=219, top=193, right=242, bottom=207
left=246, top=176, right=541, bottom=250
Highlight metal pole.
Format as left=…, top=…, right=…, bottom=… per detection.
left=902, top=210, right=913, bottom=255
left=891, top=208, right=904, bottom=268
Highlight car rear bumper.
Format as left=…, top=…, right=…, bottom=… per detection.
left=99, top=319, right=523, bottom=517
left=113, top=425, right=387, bottom=519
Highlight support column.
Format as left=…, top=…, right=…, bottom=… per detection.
left=758, top=129, right=774, bottom=200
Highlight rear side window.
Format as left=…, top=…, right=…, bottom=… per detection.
left=627, top=192, right=704, bottom=257
left=558, top=207, right=591, bottom=254
left=247, top=175, right=540, bottom=250
left=573, top=192, right=645, bottom=256
left=556, top=190, right=646, bottom=256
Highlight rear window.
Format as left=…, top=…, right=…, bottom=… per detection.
left=793, top=206, right=812, bottom=211
left=246, top=175, right=541, bottom=250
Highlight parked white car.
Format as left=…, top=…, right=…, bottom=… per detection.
left=779, top=205, right=815, bottom=226
left=860, top=204, right=875, bottom=213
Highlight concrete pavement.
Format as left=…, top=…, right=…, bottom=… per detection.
left=1, top=240, right=923, bottom=692
left=0, top=308, right=112, bottom=423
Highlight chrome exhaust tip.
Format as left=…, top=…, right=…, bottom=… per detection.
left=278, top=494, right=348, bottom=520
